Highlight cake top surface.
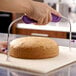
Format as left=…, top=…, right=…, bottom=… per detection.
left=10, top=37, right=58, bottom=48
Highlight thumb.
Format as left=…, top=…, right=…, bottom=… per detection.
left=50, top=7, right=62, bottom=17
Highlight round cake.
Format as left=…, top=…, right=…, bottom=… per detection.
left=9, top=37, right=59, bottom=59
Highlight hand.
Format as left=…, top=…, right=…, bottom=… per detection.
left=26, top=1, right=61, bottom=25
left=0, top=0, right=61, bottom=25
left=0, top=41, right=7, bottom=54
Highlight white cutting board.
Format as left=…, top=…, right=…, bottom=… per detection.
left=0, top=46, right=76, bottom=75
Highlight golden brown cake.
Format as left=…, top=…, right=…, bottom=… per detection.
left=9, top=37, right=59, bottom=59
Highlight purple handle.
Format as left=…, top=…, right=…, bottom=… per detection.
left=51, top=13, right=61, bottom=22
left=22, top=13, right=61, bottom=24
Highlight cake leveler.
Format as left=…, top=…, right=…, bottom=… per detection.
left=6, top=13, right=72, bottom=61
left=22, top=13, right=61, bottom=23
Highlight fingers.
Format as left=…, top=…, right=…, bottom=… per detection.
left=37, top=17, right=44, bottom=25
left=36, top=16, right=50, bottom=25
left=28, top=1, right=61, bottom=25
left=36, top=8, right=61, bottom=25
left=50, top=7, right=62, bottom=17
left=0, top=48, right=7, bottom=54
left=0, top=41, right=7, bottom=47
left=0, top=46, right=7, bottom=54
left=43, top=13, right=51, bottom=25
left=36, top=12, right=51, bottom=25
left=36, top=17, right=48, bottom=25
left=48, top=12, right=52, bottom=22
left=0, top=41, right=7, bottom=54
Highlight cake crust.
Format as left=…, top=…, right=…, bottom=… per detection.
left=9, top=37, right=59, bottom=59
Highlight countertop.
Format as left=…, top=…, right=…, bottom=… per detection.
left=17, top=22, right=76, bottom=33
left=0, top=33, right=76, bottom=76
